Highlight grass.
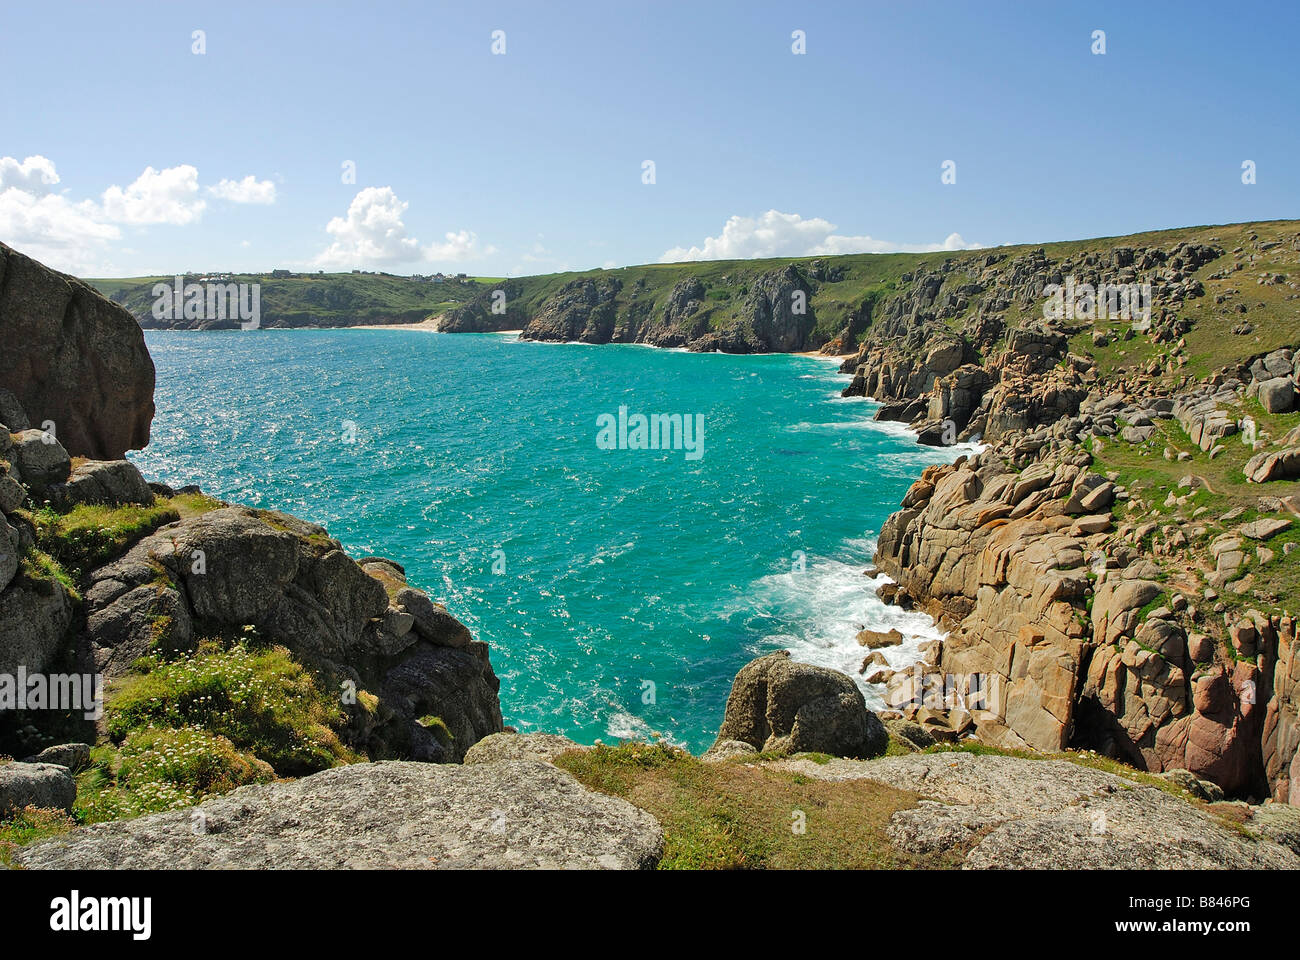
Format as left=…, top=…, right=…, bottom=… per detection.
left=1058, top=220, right=1300, bottom=378
left=105, top=639, right=358, bottom=777
left=554, top=741, right=963, bottom=869
left=24, top=499, right=181, bottom=581
left=1083, top=399, right=1299, bottom=618
left=15, top=547, right=79, bottom=598
left=16, top=492, right=225, bottom=592
left=89, top=270, right=488, bottom=329
left=2, top=632, right=356, bottom=846
left=417, top=715, right=454, bottom=746
left=0, top=807, right=76, bottom=867
left=169, top=490, right=225, bottom=518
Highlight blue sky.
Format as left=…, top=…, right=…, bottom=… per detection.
left=2, top=0, right=1296, bottom=277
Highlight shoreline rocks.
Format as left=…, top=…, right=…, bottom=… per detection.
left=712, top=651, right=888, bottom=759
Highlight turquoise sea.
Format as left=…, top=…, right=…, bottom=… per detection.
left=132, top=330, right=967, bottom=753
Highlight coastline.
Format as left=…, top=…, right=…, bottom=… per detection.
left=347, top=314, right=520, bottom=333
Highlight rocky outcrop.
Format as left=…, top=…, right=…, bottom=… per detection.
left=0, top=762, right=77, bottom=818
left=50, top=459, right=154, bottom=508
left=838, top=236, right=1224, bottom=443
left=1245, top=347, right=1299, bottom=413
left=874, top=451, right=1093, bottom=752
left=777, top=751, right=1299, bottom=869
left=463, top=731, right=586, bottom=765
left=713, top=650, right=888, bottom=758
left=15, top=759, right=664, bottom=869
left=696, top=265, right=814, bottom=353
left=519, top=265, right=818, bottom=353
left=867, top=355, right=1300, bottom=801
left=21, top=743, right=92, bottom=772
left=822, top=226, right=1300, bottom=806
left=79, top=504, right=503, bottom=762
left=0, top=241, right=154, bottom=459
left=0, top=576, right=76, bottom=679
left=1245, top=448, right=1300, bottom=483
left=1263, top=617, right=1300, bottom=806
left=521, top=276, right=623, bottom=343
left=0, top=418, right=79, bottom=676
left=437, top=280, right=530, bottom=332
left=8, top=428, right=72, bottom=500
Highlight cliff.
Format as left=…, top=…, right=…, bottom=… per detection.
left=826, top=220, right=1300, bottom=804
left=0, top=242, right=154, bottom=459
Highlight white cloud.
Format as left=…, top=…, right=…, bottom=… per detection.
left=313, top=187, right=494, bottom=269
left=100, top=164, right=206, bottom=225
left=208, top=175, right=277, bottom=205
left=0, top=156, right=120, bottom=274
left=425, top=229, right=495, bottom=262
left=661, top=210, right=980, bottom=262
left=0, top=156, right=280, bottom=275
left=0, top=155, right=60, bottom=194
left=313, top=187, right=421, bottom=268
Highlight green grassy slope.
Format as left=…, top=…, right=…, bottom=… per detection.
left=88, top=271, right=491, bottom=329
left=88, top=219, right=1299, bottom=366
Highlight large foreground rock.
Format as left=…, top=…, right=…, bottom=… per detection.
left=0, top=241, right=154, bottom=459
left=16, top=760, right=663, bottom=869
left=0, top=575, right=76, bottom=676
left=0, top=762, right=77, bottom=818
left=778, top=751, right=1298, bottom=869
left=714, top=650, right=888, bottom=758
left=51, top=459, right=154, bottom=508
left=463, top=732, right=587, bottom=765
left=79, top=505, right=503, bottom=762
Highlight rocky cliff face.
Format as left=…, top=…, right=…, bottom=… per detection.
left=0, top=242, right=154, bottom=459
left=435, top=279, right=530, bottom=333
left=844, top=225, right=1300, bottom=803
left=447, top=264, right=820, bottom=353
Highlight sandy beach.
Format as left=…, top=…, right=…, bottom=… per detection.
left=350, top=315, right=522, bottom=335
left=796, top=349, right=854, bottom=361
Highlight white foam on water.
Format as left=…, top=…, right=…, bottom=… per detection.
left=603, top=705, right=686, bottom=747
left=740, top=537, right=946, bottom=710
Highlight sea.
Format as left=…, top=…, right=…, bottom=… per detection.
left=131, top=329, right=970, bottom=752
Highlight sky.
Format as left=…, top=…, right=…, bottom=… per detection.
left=1, top=0, right=1297, bottom=278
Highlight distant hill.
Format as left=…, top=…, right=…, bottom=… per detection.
left=89, top=220, right=1300, bottom=375
left=87, top=271, right=493, bottom=330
